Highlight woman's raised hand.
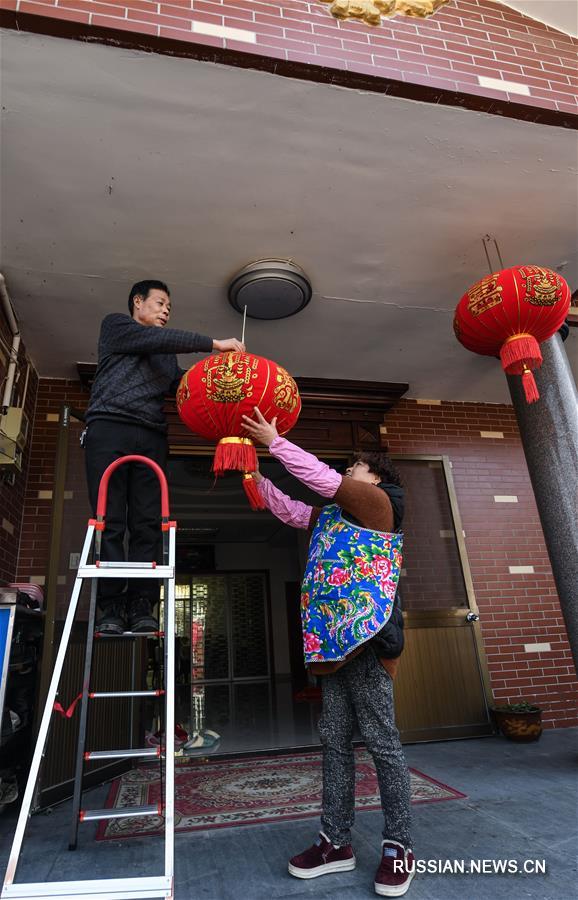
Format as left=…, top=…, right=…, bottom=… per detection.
left=241, top=407, right=279, bottom=448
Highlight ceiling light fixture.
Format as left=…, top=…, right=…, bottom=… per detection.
left=228, top=258, right=312, bottom=321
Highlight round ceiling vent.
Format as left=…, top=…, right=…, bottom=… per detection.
left=228, top=258, right=312, bottom=320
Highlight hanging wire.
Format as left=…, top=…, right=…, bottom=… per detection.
left=482, top=235, right=505, bottom=273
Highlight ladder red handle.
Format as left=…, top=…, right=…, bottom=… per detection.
left=96, top=455, right=170, bottom=519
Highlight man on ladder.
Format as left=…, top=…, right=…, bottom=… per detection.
left=84, top=278, right=244, bottom=634
left=2, top=283, right=245, bottom=899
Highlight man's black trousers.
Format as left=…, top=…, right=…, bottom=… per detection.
left=84, top=419, right=168, bottom=611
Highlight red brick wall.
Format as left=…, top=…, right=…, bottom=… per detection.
left=16, top=379, right=578, bottom=728
left=385, top=399, right=577, bottom=729
left=0, top=313, right=38, bottom=584
left=16, top=379, right=88, bottom=585
left=3, top=0, right=576, bottom=115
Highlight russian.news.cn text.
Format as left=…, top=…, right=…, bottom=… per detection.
left=394, top=859, right=547, bottom=875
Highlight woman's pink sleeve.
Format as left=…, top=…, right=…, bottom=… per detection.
left=257, top=477, right=313, bottom=529
left=268, top=437, right=342, bottom=497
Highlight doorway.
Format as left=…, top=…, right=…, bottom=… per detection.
left=39, top=401, right=495, bottom=805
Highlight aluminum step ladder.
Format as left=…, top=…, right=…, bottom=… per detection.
left=2, top=455, right=176, bottom=900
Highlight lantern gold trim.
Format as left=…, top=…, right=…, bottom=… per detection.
left=217, top=436, right=254, bottom=446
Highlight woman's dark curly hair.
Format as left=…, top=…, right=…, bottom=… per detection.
left=354, top=450, right=402, bottom=487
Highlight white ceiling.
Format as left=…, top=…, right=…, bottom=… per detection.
left=1, top=29, right=576, bottom=403
left=500, top=1, right=578, bottom=37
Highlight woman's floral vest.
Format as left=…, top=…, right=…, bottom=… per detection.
left=300, top=504, right=403, bottom=664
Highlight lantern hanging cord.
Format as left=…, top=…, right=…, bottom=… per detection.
left=241, top=305, right=247, bottom=347
left=482, top=235, right=505, bottom=273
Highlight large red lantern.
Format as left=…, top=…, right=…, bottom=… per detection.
left=177, top=351, right=301, bottom=509
left=454, top=266, right=570, bottom=403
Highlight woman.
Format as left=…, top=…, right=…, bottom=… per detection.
left=242, top=409, right=415, bottom=898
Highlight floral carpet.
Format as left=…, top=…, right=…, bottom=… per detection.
left=96, top=748, right=467, bottom=840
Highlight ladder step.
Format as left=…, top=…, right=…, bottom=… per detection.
left=78, top=565, right=173, bottom=579
left=84, top=748, right=160, bottom=761
left=89, top=690, right=164, bottom=699
left=95, top=631, right=164, bottom=639
left=2, top=875, right=173, bottom=899
left=95, top=561, right=159, bottom=569
left=79, top=804, right=162, bottom=822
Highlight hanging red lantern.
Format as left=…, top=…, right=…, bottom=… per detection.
left=176, top=352, right=301, bottom=509
left=454, top=266, right=570, bottom=403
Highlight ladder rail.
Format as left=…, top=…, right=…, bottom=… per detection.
left=163, top=523, right=176, bottom=883
left=2, top=875, right=172, bottom=899
left=2, top=452, right=177, bottom=900
left=2, top=524, right=95, bottom=890
left=68, top=574, right=100, bottom=850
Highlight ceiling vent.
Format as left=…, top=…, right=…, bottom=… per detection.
left=228, top=258, right=312, bottom=320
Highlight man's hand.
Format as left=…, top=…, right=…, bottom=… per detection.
left=213, top=338, right=246, bottom=353
left=241, top=407, right=279, bottom=448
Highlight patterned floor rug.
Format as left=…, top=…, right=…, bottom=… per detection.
left=96, top=749, right=467, bottom=840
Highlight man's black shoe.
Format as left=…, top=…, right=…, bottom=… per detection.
left=95, top=606, right=126, bottom=635
left=128, top=598, right=159, bottom=634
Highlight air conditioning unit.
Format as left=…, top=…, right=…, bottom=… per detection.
left=0, top=407, right=29, bottom=470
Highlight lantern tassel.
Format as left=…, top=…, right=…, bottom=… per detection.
left=213, top=437, right=257, bottom=476
left=243, top=474, right=266, bottom=511
left=499, top=333, right=542, bottom=405
left=522, top=366, right=540, bottom=404
left=499, top=333, right=542, bottom=374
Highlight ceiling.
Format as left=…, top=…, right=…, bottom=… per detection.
left=1, top=29, right=576, bottom=404
left=500, top=1, right=578, bottom=37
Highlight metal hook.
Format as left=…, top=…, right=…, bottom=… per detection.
left=482, top=235, right=505, bottom=273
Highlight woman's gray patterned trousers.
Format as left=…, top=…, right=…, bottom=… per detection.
left=318, top=647, right=412, bottom=849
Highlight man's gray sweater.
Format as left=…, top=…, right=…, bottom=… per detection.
left=86, top=314, right=213, bottom=432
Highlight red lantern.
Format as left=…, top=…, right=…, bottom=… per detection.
left=454, top=266, right=570, bottom=403
left=176, top=352, right=301, bottom=509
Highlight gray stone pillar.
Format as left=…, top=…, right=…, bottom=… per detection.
left=506, top=332, right=578, bottom=673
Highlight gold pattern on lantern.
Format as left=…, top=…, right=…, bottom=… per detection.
left=517, top=266, right=561, bottom=307
left=319, top=0, right=448, bottom=27
left=176, top=379, right=190, bottom=410
left=204, top=352, right=257, bottom=403
left=467, top=275, right=503, bottom=318
left=274, top=367, right=300, bottom=413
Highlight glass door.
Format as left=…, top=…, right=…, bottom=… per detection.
left=161, top=572, right=274, bottom=753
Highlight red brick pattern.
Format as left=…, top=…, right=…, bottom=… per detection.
left=15, top=380, right=88, bottom=583
left=3, top=0, right=576, bottom=115
left=385, top=399, right=577, bottom=729
left=0, top=319, right=38, bottom=584
left=15, top=380, right=578, bottom=729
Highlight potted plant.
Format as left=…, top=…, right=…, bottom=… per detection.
left=491, top=701, right=542, bottom=742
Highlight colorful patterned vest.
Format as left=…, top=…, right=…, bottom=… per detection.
left=300, top=504, right=403, bottom=664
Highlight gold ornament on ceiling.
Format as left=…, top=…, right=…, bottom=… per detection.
left=319, top=0, right=449, bottom=27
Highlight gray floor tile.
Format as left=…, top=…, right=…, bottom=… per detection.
left=0, top=728, right=576, bottom=899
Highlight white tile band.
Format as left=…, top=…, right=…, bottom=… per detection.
left=478, top=75, right=531, bottom=96
left=193, top=21, right=257, bottom=43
